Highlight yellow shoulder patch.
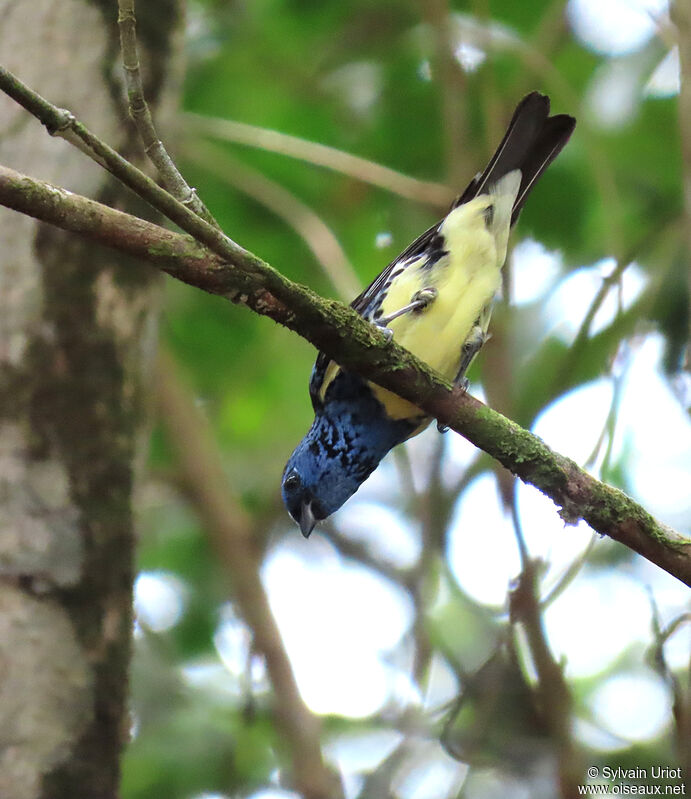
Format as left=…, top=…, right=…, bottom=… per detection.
left=318, top=360, right=341, bottom=402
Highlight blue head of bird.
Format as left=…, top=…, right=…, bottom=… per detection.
left=281, top=412, right=378, bottom=537
left=282, top=375, right=421, bottom=536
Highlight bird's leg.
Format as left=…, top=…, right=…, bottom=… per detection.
left=437, top=323, right=489, bottom=433
left=455, top=324, right=489, bottom=385
left=376, top=287, right=438, bottom=340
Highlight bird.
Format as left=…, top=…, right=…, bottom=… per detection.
left=282, top=92, right=575, bottom=537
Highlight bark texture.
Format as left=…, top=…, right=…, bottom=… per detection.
left=0, top=1, right=181, bottom=796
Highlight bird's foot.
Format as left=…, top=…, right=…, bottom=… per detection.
left=411, top=286, right=438, bottom=309
left=376, top=286, right=438, bottom=327
left=376, top=324, right=394, bottom=343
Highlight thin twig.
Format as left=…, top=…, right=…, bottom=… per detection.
left=0, top=167, right=689, bottom=586
left=183, top=139, right=361, bottom=300
left=647, top=595, right=691, bottom=792
left=540, top=534, right=596, bottom=609
left=407, top=433, right=450, bottom=685
left=672, top=0, right=691, bottom=361
left=554, top=215, right=681, bottom=399
left=464, top=26, right=625, bottom=260
left=448, top=450, right=486, bottom=498
left=116, top=0, right=217, bottom=226
left=318, top=522, right=412, bottom=587
left=509, top=480, right=530, bottom=568
left=357, top=739, right=412, bottom=799
left=419, top=0, right=471, bottom=186
left=471, top=0, right=503, bottom=160
left=392, top=445, right=420, bottom=512
left=509, top=561, right=582, bottom=799
left=183, top=113, right=455, bottom=209
left=583, top=340, right=630, bottom=474
left=571, top=260, right=630, bottom=355
left=0, top=64, right=251, bottom=269
left=156, top=348, right=342, bottom=799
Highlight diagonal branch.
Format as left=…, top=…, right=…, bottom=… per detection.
left=182, top=139, right=361, bottom=299
left=0, top=162, right=688, bottom=587
left=183, top=113, right=454, bottom=208
left=419, top=0, right=470, bottom=185
left=0, top=64, right=251, bottom=268
left=510, top=561, right=581, bottom=798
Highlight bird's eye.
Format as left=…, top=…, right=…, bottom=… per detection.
left=284, top=472, right=301, bottom=491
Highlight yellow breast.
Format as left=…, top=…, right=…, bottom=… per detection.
left=371, top=197, right=505, bottom=420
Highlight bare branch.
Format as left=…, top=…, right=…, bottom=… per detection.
left=183, top=113, right=455, bottom=208
left=672, top=0, right=691, bottom=356
left=0, top=64, right=250, bottom=269
left=419, top=0, right=470, bottom=185
left=156, top=348, right=343, bottom=799
left=116, top=0, right=217, bottom=226
left=183, top=139, right=361, bottom=299
left=648, top=597, right=691, bottom=792
left=510, top=561, right=582, bottom=798
left=0, top=162, right=688, bottom=587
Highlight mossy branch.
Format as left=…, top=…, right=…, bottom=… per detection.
left=0, top=161, right=688, bottom=587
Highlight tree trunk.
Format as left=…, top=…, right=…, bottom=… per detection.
left=0, top=2, right=182, bottom=797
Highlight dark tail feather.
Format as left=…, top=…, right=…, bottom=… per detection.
left=509, top=113, right=576, bottom=224
left=454, top=92, right=576, bottom=225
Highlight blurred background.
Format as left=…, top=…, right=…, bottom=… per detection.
left=126, top=0, right=690, bottom=797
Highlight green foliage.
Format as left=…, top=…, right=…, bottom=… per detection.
left=122, top=697, right=275, bottom=798
left=123, top=0, right=690, bottom=797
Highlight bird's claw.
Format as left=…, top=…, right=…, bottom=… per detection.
left=437, top=420, right=449, bottom=433
left=457, top=376, right=469, bottom=393
left=412, top=287, right=438, bottom=307
left=377, top=324, right=394, bottom=343
left=376, top=286, right=438, bottom=329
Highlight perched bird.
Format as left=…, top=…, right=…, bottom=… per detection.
left=283, top=92, right=575, bottom=537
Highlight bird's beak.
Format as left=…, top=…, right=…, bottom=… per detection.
left=298, top=501, right=318, bottom=538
